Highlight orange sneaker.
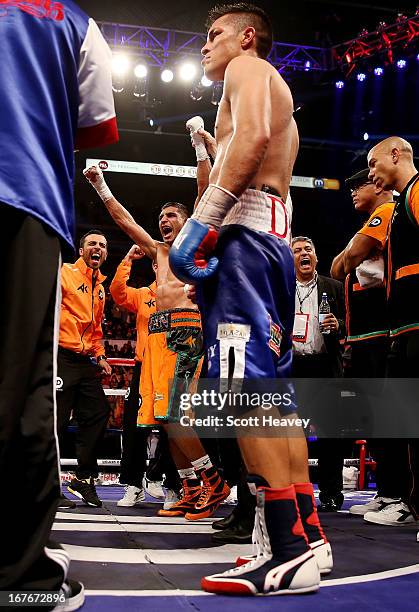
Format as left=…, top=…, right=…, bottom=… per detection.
left=185, top=467, right=230, bottom=520
left=157, top=478, right=201, bottom=517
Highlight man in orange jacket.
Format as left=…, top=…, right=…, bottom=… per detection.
left=110, top=245, right=180, bottom=508
left=57, top=229, right=112, bottom=508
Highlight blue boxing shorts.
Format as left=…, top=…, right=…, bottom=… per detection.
left=197, top=188, right=297, bottom=416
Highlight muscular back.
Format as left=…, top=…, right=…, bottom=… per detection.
left=210, top=57, right=298, bottom=201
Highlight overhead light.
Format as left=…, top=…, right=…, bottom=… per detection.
left=161, top=68, right=174, bottom=83
left=374, top=67, right=384, bottom=76
left=356, top=72, right=366, bottom=82
left=179, top=62, right=198, bottom=82
left=396, top=59, right=407, bottom=69
left=335, top=80, right=345, bottom=89
left=304, top=60, right=311, bottom=71
left=201, top=75, right=213, bottom=87
left=112, top=54, right=130, bottom=76
left=363, top=132, right=369, bottom=141
left=134, top=63, right=148, bottom=79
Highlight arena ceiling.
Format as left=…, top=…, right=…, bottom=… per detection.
left=77, top=0, right=410, bottom=46
left=73, top=0, right=418, bottom=277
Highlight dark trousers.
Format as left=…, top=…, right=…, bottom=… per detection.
left=125, top=363, right=180, bottom=490
left=350, top=338, right=405, bottom=498
left=0, top=207, right=66, bottom=590
left=293, top=352, right=345, bottom=498
left=56, top=348, right=110, bottom=480
left=120, top=362, right=147, bottom=487
left=386, top=331, right=419, bottom=515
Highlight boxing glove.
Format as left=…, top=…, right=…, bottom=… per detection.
left=170, top=184, right=238, bottom=282
left=169, top=219, right=219, bottom=282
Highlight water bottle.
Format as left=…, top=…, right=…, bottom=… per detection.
left=319, top=292, right=330, bottom=334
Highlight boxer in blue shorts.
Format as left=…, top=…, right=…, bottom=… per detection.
left=171, top=2, right=330, bottom=596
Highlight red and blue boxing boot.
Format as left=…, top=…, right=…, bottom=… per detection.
left=201, top=476, right=320, bottom=596
left=236, top=481, right=333, bottom=575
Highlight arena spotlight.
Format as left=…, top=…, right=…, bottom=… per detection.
left=416, top=53, right=419, bottom=61
left=179, top=62, right=198, bottom=82
left=134, top=63, right=148, bottom=79
left=374, top=67, right=384, bottom=76
left=161, top=68, right=174, bottom=83
left=201, top=75, right=213, bottom=87
left=356, top=72, right=366, bottom=82
left=335, top=80, right=345, bottom=89
left=111, top=54, right=130, bottom=76
left=363, top=132, right=369, bottom=141
left=396, top=59, right=407, bottom=69
left=304, top=60, right=311, bottom=71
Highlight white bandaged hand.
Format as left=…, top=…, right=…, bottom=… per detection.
left=83, top=165, right=114, bottom=202
left=186, top=116, right=209, bottom=162
left=193, top=184, right=239, bottom=230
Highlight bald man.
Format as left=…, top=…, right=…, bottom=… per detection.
left=366, top=137, right=419, bottom=530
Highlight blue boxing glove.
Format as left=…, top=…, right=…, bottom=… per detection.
left=170, top=184, right=239, bottom=283
left=169, top=219, right=219, bottom=283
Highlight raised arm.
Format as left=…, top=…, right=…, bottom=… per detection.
left=83, top=166, right=157, bottom=260
left=186, top=116, right=214, bottom=207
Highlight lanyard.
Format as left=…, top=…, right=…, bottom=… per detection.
left=296, top=275, right=317, bottom=313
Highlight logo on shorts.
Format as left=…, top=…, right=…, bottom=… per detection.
left=217, top=323, right=251, bottom=341
left=56, top=377, right=63, bottom=390
left=268, top=317, right=282, bottom=357
left=314, top=178, right=325, bottom=189
left=368, top=216, right=382, bottom=227
left=125, top=387, right=130, bottom=400
left=98, top=161, right=109, bottom=170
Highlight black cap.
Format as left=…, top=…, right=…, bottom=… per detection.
left=345, top=168, right=372, bottom=190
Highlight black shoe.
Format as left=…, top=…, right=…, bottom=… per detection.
left=211, top=522, right=253, bottom=544
left=212, top=512, right=237, bottom=530
left=57, top=495, right=76, bottom=510
left=318, top=493, right=344, bottom=513
left=53, top=579, right=85, bottom=611
left=68, top=477, right=102, bottom=507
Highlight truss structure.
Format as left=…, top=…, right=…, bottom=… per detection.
left=98, top=21, right=329, bottom=73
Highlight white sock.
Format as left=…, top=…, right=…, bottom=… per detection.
left=178, top=467, right=195, bottom=480
left=191, top=455, right=213, bottom=472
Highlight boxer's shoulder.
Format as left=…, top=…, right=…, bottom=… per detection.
left=225, top=55, right=270, bottom=78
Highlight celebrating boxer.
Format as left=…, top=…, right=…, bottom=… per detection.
left=83, top=166, right=229, bottom=520
left=170, top=2, right=327, bottom=596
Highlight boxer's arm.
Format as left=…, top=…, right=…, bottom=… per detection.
left=195, top=159, right=212, bottom=208
left=84, top=166, right=157, bottom=259
left=215, top=56, right=273, bottom=197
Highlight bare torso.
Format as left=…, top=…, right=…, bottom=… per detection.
left=210, top=62, right=299, bottom=200
left=154, top=243, right=198, bottom=311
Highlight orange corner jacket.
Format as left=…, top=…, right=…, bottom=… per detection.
left=109, top=259, right=157, bottom=362
left=59, top=258, right=106, bottom=357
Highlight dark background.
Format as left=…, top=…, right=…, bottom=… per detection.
left=73, top=0, right=418, bottom=285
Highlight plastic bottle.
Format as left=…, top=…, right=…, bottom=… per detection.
left=319, top=292, right=330, bottom=334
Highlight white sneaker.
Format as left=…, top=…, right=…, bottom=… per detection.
left=117, top=485, right=145, bottom=507
left=364, top=501, right=416, bottom=526
left=163, top=489, right=180, bottom=510
left=223, top=485, right=238, bottom=505
left=143, top=477, right=165, bottom=500
left=349, top=495, right=401, bottom=516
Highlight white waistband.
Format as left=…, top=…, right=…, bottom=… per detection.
left=221, top=189, right=291, bottom=243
